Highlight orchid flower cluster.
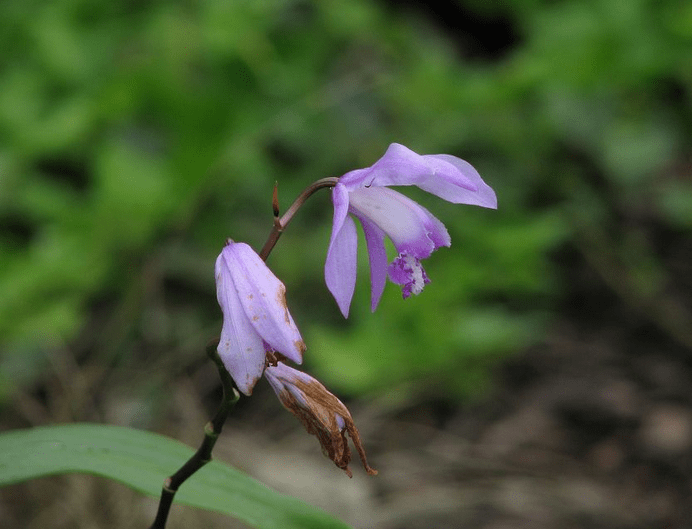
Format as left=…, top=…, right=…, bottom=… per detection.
left=214, top=143, right=496, bottom=477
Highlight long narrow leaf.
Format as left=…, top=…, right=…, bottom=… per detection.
left=0, top=423, right=351, bottom=529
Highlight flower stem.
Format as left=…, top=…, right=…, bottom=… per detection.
left=148, top=338, right=239, bottom=529
left=259, top=177, right=338, bottom=261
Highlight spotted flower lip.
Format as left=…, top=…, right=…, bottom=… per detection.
left=325, top=143, right=497, bottom=317
left=264, top=362, right=377, bottom=477
left=215, top=240, right=305, bottom=396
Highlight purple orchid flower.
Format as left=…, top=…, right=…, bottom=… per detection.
left=215, top=240, right=306, bottom=396
left=264, top=361, right=377, bottom=477
left=325, top=143, right=497, bottom=317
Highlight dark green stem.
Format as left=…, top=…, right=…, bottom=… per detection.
left=149, top=339, right=239, bottom=529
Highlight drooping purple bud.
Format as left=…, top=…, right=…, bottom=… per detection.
left=215, top=240, right=305, bottom=395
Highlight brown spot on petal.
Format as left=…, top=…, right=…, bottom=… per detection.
left=275, top=285, right=293, bottom=326
left=276, top=285, right=288, bottom=308
left=294, top=340, right=307, bottom=355
left=244, top=373, right=261, bottom=396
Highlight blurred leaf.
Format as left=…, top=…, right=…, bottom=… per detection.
left=601, top=118, right=676, bottom=187
left=0, top=423, right=352, bottom=529
left=658, top=181, right=692, bottom=228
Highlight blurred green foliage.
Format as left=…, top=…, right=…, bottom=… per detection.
left=0, top=0, right=690, bottom=400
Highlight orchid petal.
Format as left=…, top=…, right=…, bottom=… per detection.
left=227, top=243, right=305, bottom=364
left=338, top=143, right=471, bottom=191
left=215, top=241, right=305, bottom=395
left=325, top=212, right=358, bottom=318
left=339, top=143, right=429, bottom=189
left=348, top=187, right=449, bottom=259
left=328, top=183, right=351, bottom=247
left=264, top=362, right=313, bottom=408
left=340, top=144, right=497, bottom=209
left=419, top=154, right=498, bottom=208
left=358, top=216, right=388, bottom=312
left=215, top=250, right=270, bottom=395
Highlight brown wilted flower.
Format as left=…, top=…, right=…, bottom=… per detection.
left=264, top=362, right=377, bottom=477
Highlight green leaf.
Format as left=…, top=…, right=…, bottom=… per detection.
left=0, top=423, right=351, bottom=529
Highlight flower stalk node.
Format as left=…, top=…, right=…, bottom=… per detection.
left=272, top=182, right=280, bottom=220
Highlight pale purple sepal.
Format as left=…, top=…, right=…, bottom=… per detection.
left=324, top=202, right=359, bottom=318
left=215, top=240, right=305, bottom=395
left=339, top=143, right=497, bottom=209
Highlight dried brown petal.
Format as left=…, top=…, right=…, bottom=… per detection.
left=265, top=363, right=377, bottom=477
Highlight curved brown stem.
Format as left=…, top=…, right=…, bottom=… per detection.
left=259, top=177, right=338, bottom=261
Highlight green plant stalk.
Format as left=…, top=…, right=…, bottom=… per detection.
left=149, top=339, right=239, bottom=529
